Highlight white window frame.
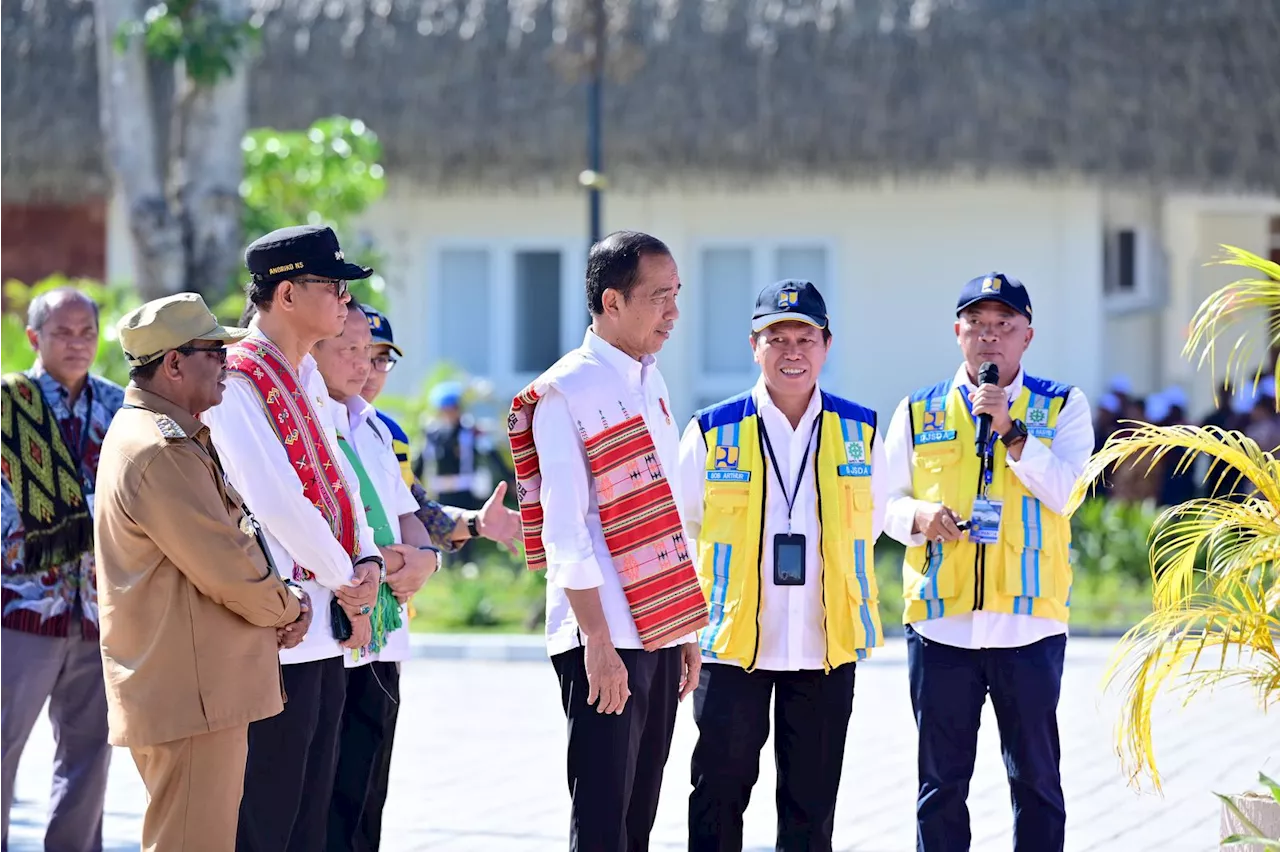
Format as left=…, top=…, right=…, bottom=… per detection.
left=423, top=240, right=587, bottom=400
left=690, top=238, right=838, bottom=412
left=1103, top=227, right=1162, bottom=314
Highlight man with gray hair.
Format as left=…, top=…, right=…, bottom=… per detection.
left=1, top=288, right=124, bottom=852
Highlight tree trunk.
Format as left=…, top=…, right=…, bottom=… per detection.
left=94, top=0, right=183, bottom=299
left=175, top=0, right=248, bottom=299
left=94, top=0, right=247, bottom=301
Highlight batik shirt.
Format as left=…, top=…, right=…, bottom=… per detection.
left=2, top=365, right=124, bottom=637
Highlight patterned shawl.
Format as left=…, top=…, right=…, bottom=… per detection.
left=509, top=383, right=708, bottom=651
left=225, top=338, right=359, bottom=579
left=0, top=373, right=91, bottom=572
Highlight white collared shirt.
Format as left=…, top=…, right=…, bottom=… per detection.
left=534, top=329, right=695, bottom=655
left=882, top=364, right=1094, bottom=649
left=679, top=377, right=888, bottom=671
left=335, top=396, right=420, bottom=665
left=201, top=330, right=380, bottom=665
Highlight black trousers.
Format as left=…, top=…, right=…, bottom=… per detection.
left=906, top=625, right=1067, bottom=852
left=237, top=656, right=347, bottom=852
left=551, top=644, right=683, bottom=852
left=327, top=661, right=400, bottom=852
left=688, top=662, right=856, bottom=852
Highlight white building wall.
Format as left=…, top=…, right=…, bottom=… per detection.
left=359, top=178, right=1107, bottom=425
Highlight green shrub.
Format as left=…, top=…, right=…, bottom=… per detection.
left=1069, top=498, right=1161, bottom=584
left=411, top=556, right=545, bottom=633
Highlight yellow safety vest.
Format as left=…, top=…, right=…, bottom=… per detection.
left=902, top=375, right=1074, bottom=624
left=694, top=390, right=882, bottom=671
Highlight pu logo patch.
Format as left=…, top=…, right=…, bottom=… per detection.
left=714, top=446, right=739, bottom=469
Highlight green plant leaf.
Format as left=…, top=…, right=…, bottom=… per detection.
left=1221, top=836, right=1280, bottom=850
left=1260, top=772, right=1280, bottom=805
left=1217, top=791, right=1269, bottom=838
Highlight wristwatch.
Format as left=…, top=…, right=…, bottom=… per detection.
left=466, top=512, right=481, bottom=539
left=1001, top=419, right=1029, bottom=447
left=355, top=554, right=387, bottom=583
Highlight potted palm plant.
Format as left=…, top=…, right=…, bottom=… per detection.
left=1068, top=245, right=1280, bottom=849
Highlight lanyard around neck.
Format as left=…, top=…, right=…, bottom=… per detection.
left=757, top=414, right=820, bottom=534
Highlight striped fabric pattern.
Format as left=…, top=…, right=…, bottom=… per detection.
left=508, top=388, right=709, bottom=651
left=226, top=338, right=360, bottom=580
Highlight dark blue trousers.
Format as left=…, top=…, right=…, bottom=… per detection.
left=906, top=625, right=1066, bottom=852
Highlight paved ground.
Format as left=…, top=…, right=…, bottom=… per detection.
left=8, top=637, right=1275, bottom=851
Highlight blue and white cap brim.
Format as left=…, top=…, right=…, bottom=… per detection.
left=750, top=311, right=826, bottom=333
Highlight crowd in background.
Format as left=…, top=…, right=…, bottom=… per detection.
left=1094, top=366, right=1280, bottom=505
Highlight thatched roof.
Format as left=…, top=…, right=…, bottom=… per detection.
left=4, top=0, right=1279, bottom=203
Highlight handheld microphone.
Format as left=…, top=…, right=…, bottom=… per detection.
left=974, top=361, right=999, bottom=458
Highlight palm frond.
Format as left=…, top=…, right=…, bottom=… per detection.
left=1105, top=581, right=1280, bottom=791
left=1096, top=245, right=1280, bottom=794
left=1069, top=423, right=1280, bottom=513
left=1183, top=245, right=1280, bottom=400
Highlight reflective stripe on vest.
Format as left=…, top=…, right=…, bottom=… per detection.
left=902, top=375, right=1074, bottom=624
left=694, top=390, right=883, bottom=671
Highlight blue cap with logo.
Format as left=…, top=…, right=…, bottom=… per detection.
left=751, top=279, right=829, bottom=333
left=956, top=272, right=1033, bottom=323
left=362, top=306, right=403, bottom=357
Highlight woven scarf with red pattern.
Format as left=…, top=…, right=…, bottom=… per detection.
left=225, top=337, right=358, bottom=580
left=509, top=385, right=708, bottom=651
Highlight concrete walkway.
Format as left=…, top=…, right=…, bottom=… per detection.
left=7, top=636, right=1275, bottom=851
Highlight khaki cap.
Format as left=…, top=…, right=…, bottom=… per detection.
left=117, top=293, right=250, bottom=367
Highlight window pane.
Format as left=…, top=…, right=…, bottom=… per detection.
left=701, top=248, right=755, bottom=374
left=1117, top=230, right=1136, bottom=291
left=515, top=250, right=562, bottom=373
left=438, top=249, right=491, bottom=375
left=774, top=246, right=827, bottom=288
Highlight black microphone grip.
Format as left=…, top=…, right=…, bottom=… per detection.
left=974, top=361, right=999, bottom=458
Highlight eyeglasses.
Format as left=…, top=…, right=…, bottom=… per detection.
left=294, top=277, right=350, bottom=299
left=371, top=355, right=398, bottom=374
left=174, top=345, right=229, bottom=364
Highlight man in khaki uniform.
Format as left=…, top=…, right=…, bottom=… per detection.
left=94, top=293, right=314, bottom=852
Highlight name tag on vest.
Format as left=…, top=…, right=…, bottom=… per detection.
left=1029, top=426, right=1056, bottom=439
left=706, top=470, right=751, bottom=482
left=837, top=463, right=871, bottom=477
left=914, top=430, right=957, bottom=445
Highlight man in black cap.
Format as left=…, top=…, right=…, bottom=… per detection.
left=882, top=274, right=1094, bottom=852
left=202, top=225, right=391, bottom=852
left=677, top=280, right=887, bottom=851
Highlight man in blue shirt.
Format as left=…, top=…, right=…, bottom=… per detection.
left=1, top=288, right=125, bottom=852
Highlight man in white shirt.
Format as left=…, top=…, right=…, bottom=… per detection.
left=678, top=280, right=887, bottom=852
left=202, top=226, right=387, bottom=852
left=883, top=273, right=1094, bottom=852
left=509, top=231, right=706, bottom=852
left=312, top=304, right=438, bottom=852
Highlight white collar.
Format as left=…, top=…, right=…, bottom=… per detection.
left=953, top=363, right=1025, bottom=403
left=335, top=394, right=376, bottom=437
left=247, top=327, right=320, bottom=379
left=752, top=374, right=823, bottom=428
left=583, top=328, right=655, bottom=386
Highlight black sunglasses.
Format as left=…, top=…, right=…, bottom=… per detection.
left=294, top=277, right=350, bottom=299
left=174, top=345, right=229, bottom=364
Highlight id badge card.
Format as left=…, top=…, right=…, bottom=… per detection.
left=773, top=533, right=806, bottom=586
left=968, top=498, right=1003, bottom=545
